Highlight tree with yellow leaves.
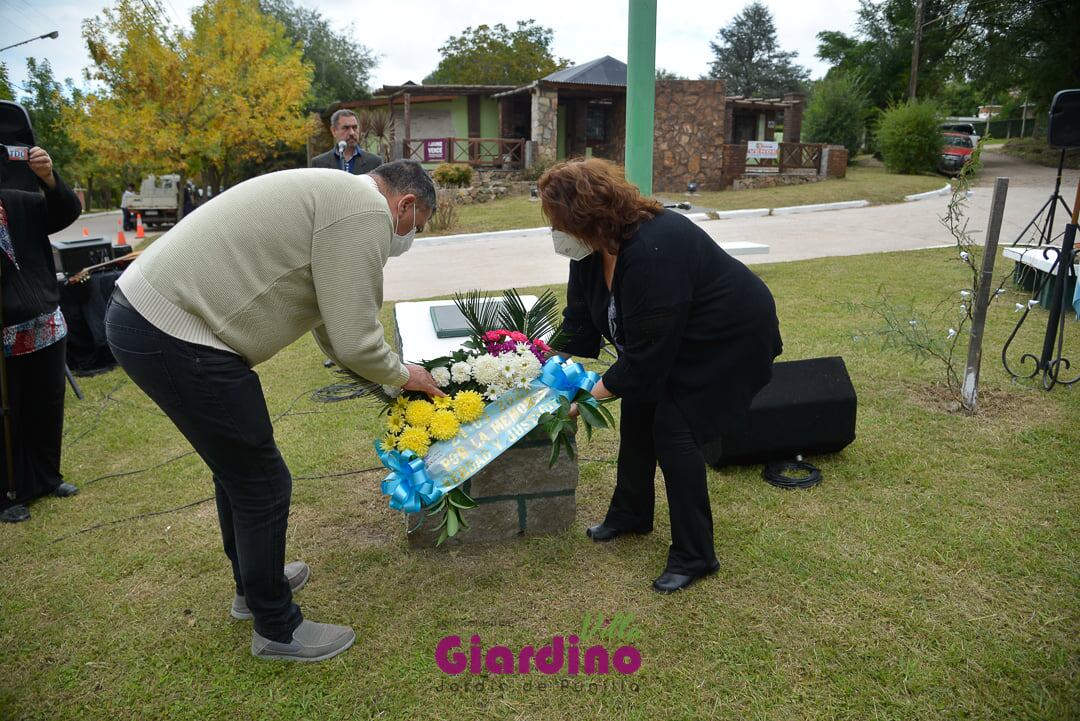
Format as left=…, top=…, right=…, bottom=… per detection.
left=67, top=0, right=311, bottom=194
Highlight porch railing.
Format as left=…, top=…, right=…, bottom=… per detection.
left=403, top=137, right=526, bottom=168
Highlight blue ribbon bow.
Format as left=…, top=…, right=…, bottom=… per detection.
left=376, top=442, right=442, bottom=513
left=538, top=357, right=600, bottom=399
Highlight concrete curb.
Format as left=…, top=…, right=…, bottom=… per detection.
left=904, top=184, right=952, bottom=202
left=710, top=208, right=771, bottom=220
left=421, top=226, right=551, bottom=244
left=772, top=200, right=869, bottom=215
left=77, top=209, right=121, bottom=218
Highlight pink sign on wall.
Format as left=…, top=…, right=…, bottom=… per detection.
left=423, top=139, right=448, bottom=163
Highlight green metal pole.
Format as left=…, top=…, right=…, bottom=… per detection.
left=625, top=0, right=656, bottom=195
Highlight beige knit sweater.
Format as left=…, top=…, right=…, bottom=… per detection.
left=117, top=169, right=410, bottom=387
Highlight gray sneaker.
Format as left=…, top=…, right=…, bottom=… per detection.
left=230, top=560, right=311, bottom=620
left=251, top=620, right=356, bottom=662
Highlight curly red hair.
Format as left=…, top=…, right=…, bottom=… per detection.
left=538, top=158, right=662, bottom=254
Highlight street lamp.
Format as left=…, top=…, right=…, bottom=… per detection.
left=0, top=31, right=59, bottom=53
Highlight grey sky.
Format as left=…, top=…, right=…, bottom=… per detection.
left=1, top=0, right=862, bottom=96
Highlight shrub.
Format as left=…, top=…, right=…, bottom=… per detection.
left=875, top=100, right=944, bottom=174
left=425, top=188, right=459, bottom=233
left=802, top=74, right=866, bottom=157
left=522, top=158, right=555, bottom=182
left=431, top=163, right=473, bottom=188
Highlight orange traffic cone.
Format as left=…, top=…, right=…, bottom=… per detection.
left=135, top=213, right=145, bottom=239
left=116, top=218, right=127, bottom=246
left=82, top=226, right=90, bottom=237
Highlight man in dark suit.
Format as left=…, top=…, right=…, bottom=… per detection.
left=310, top=109, right=383, bottom=174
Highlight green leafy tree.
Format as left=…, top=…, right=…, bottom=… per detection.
left=816, top=0, right=966, bottom=108
left=802, top=74, right=866, bottom=157
left=18, top=59, right=80, bottom=170
left=876, top=100, right=943, bottom=174
left=0, top=63, right=14, bottom=101
left=259, top=0, right=376, bottom=108
left=424, top=20, right=570, bottom=86
left=707, top=1, right=809, bottom=97
left=656, top=68, right=685, bottom=81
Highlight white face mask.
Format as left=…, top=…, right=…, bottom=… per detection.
left=389, top=204, right=416, bottom=257
left=551, top=229, right=592, bottom=261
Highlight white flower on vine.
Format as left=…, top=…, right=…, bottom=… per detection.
left=959, top=251, right=970, bottom=261
left=995, top=288, right=1006, bottom=296
left=947, top=328, right=957, bottom=339
left=909, top=319, right=918, bottom=327
left=959, top=304, right=967, bottom=313
left=1028, top=299, right=1039, bottom=309
left=960, top=290, right=971, bottom=299
left=1015, top=303, right=1025, bottom=312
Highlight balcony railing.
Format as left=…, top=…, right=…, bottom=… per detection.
left=404, top=137, right=526, bottom=168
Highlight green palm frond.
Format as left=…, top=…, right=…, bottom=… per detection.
left=453, top=289, right=504, bottom=346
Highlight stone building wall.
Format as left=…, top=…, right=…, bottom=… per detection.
left=531, top=86, right=559, bottom=164
left=652, top=80, right=727, bottom=192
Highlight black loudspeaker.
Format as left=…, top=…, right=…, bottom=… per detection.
left=706, top=356, right=857, bottom=466
left=1048, top=89, right=1080, bottom=150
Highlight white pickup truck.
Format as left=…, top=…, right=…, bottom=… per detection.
left=128, top=174, right=181, bottom=227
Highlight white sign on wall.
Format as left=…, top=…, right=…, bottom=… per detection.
left=746, top=140, right=780, bottom=160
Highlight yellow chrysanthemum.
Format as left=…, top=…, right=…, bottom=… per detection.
left=433, top=395, right=453, bottom=410
left=393, top=397, right=409, bottom=412
left=397, top=425, right=431, bottom=456
left=428, top=409, right=460, bottom=441
left=386, top=413, right=406, bottom=434
left=404, top=399, right=435, bottom=428
left=376, top=433, right=397, bottom=455
left=452, top=390, right=486, bottom=423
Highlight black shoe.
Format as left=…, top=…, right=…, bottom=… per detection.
left=52, top=483, right=79, bottom=498
left=585, top=523, right=652, bottom=542
left=1, top=504, right=30, bottom=523
left=652, top=560, right=721, bottom=594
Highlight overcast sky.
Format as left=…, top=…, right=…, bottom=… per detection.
left=1, top=0, right=863, bottom=95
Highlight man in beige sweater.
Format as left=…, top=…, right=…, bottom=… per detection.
left=105, top=160, right=442, bottom=662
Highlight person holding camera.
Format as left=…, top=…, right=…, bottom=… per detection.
left=0, top=146, right=83, bottom=523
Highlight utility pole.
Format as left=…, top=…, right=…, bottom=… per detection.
left=908, top=0, right=926, bottom=100
left=625, top=0, right=657, bottom=195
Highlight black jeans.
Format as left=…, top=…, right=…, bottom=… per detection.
left=603, top=398, right=717, bottom=575
left=105, top=291, right=302, bottom=642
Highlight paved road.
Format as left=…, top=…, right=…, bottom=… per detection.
left=53, top=149, right=1079, bottom=302
left=385, top=149, right=1079, bottom=300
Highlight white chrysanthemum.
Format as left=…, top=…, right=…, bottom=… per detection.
left=431, top=366, right=451, bottom=387
left=450, top=361, right=472, bottom=383
left=469, top=355, right=502, bottom=387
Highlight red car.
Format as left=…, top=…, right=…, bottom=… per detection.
left=939, top=132, right=975, bottom=175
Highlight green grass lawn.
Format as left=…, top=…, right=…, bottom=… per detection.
left=2, top=248, right=1077, bottom=720
left=434, top=163, right=946, bottom=237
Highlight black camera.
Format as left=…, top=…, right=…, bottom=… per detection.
left=0, top=101, right=39, bottom=192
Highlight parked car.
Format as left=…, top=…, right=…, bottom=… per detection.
left=941, top=122, right=980, bottom=145
left=939, top=132, right=975, bottom=176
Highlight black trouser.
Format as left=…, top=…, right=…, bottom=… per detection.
left=603, top=398, right=717, bottom=575
left=121, top=208, right=133, bottom=231
left=105, top=291, right=302, bottom=642
left=0, top=337, right=67, bottom=509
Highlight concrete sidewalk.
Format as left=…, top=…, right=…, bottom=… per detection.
left=385, top=150, right=1078, bottom=301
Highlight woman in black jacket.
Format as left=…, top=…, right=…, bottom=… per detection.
left=0, top=146, right=82, bottom=523
left=539, top=158, right=782, bottom=593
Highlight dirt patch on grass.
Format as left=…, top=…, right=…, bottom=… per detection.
left=905, top=379, right=1060, bottom=421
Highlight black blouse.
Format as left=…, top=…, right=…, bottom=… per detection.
left=555, top=210, right=782, bottom=444
left=0, top=172, right=82, bottom=326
